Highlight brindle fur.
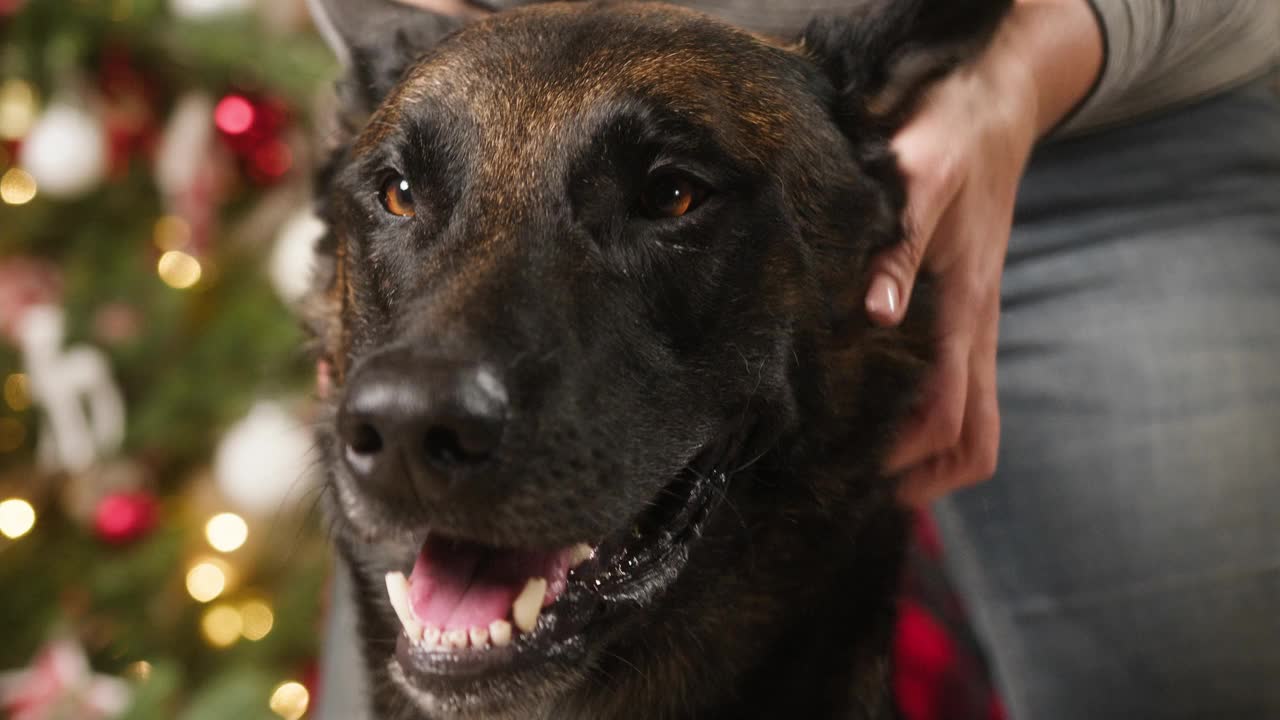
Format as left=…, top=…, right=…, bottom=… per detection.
left=307, top=1, right=1009, bottom=717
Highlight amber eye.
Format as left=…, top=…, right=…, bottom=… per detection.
left=380, top=175, right=416, bottom=217
left=639, top=171, right=707, bottom=219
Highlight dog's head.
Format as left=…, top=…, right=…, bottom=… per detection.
left=307, top=1, right=1007, bottom=717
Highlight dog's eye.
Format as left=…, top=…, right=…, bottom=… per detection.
left=639, top=171, right=707, bottom=219
left=380, top=175, right=416, bottom=218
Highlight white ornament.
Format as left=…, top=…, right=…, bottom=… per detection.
left=19, top=103, right=106, bottom=198
left=154, top=93, right=214, bottom=199
left=0, top=639, right=131, bottom=720
left=169, top=0, right=252, bottom=20
left=270, top=209, right=326, bottom=305
left=214, top=400, right=315, bottom=515
left=16, top=305, right=126, bottom=474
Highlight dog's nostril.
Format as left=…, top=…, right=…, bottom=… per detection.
left=349, top=422, right=384, bottom=455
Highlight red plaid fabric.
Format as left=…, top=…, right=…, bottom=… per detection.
left=893, top=512, right=1006, bottom=720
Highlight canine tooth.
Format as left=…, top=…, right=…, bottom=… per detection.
left=385, top=572, right=423, bottom=640
left=469, top=626, right=489, bottom=648
left=444, top=628, right=469, bottom=649
left=512, top=577, right=547, bottom=633
left=569, top=543, right=594, bottom=568
left=489, top=619, right=512, bottom=647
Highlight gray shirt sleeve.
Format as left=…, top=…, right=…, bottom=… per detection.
left=1062, top=0, right=1280, bottom=135
left=483, top=0, right=1279, bottom=134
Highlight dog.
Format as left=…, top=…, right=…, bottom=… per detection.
left=305, top=1, right=1010, bottom=717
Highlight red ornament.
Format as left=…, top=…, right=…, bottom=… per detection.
left=0, top=258, right=63, bottom=345
left=97, top=47, right=160, bottom=176
left=212, top=91, right=293, bottom=185
left=0, top=639, right=130, bottom=720
left=92, top=491, right=159, bottom=545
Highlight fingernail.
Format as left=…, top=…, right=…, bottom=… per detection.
left=866, top=275, right=899, bottom=321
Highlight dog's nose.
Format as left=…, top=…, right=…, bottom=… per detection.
left=338, top=349, right=507, bottom=499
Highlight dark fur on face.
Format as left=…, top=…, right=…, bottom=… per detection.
left=306, top=1, right=1010, bottom=718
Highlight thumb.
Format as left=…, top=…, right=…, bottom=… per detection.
left=867, top=126, right=959, bottom=328
left=865, top=219, right=927, bottom=328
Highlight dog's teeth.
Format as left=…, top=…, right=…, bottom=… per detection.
left=489, top=619, right=512, bottom=647
left=569, top=543, right=594, bottom=568
left=444, top=628, right=469, bottom=649
left=469, top=626, right=489, bottom=648
left=512, top=577, right=547, bottom=633
left=423, top=626, right=441, bottom=648
left=385, top=572, right=423, bottom=641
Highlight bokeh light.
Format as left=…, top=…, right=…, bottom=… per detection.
left=157, top=250, right=202, bottom=289
left=214, top=95, right=254, bottom=135
left=201, top=604, right=243, bottom=648
left=240, top=600, right=274, bottom=641
left=0, top=418, right=25, bottom=453
left=185, top=560, right=228, bottom=602
left=0, top=168, right=37, bottom=205
left=3, top=374, right=30, bottom=411
left=0, top=498, right=36, bottom=539
left=205, top=512, right=248, bottom=553
left=153, top=215, right=192, bottom=251
left=0, top=79, right=37, bottom=141
left=126, top=661, right=153, bottom=681
left=269, top=681, right=309, bottom=720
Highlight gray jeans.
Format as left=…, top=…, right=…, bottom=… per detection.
left=934, top=76, right=1280, bottom=720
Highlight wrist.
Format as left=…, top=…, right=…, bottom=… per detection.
left=1001, top=0, right=1104, bottom=136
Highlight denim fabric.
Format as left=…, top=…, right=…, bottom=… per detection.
left=933, top=76, right=1280, bottom=720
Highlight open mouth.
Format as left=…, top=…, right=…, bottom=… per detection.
left=382, top=433, right=741, bottom=686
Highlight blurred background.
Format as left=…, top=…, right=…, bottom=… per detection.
left=0, top=1, right=338, bottom=718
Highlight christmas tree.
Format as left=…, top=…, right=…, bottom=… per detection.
left=0, top=1, right=338, bottom=718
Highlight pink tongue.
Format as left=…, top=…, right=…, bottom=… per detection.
left=408, top=537, right=568, bottom=631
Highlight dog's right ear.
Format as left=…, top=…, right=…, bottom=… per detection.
left=800, top=0, right=1013, bottom=129
left=307, top=0, right=466, bottom=119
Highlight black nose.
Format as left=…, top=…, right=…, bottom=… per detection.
left=338, top=349, right=508, bottom=500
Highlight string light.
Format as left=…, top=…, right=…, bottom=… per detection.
left=185, top=559, right=229, bottom=603
left=0, top=417, right=25, bottom=453
left=0, top=79, right=37, bottom=141
left=269, top=681, right=309, bottom=720
left=153, top=215, right=191, bottom=251
left=3, top=374, right=30, bottom=412
left=0, top=498, right=36, bottom=539
left=157, top=250, right=202, bottom=289
left=0, top=168, right=37, bottom=205
left=125, top=661, right=153, bottom=681
left=205, top=512, right=248, bottom=553
left=201, top=604, right=243, bottom=648
left=240, top=600, right=274, bottom=641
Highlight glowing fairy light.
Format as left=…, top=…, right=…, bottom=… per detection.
left=185, top=560, right=228, bottom=602
left=0, top=168, right=37, bottom=205
left=3, top=374, right=30, bottom=411
left=201, top=604, right=243, bottom=648
left=240, top=600, right=274, bottom=641
left=268, top=681, right=309, bottom=720
left=157, top=250, right=202, bottom=289
left=0, top=498, right=36, bottom=539
left=204, top=512, right=248, bottom=553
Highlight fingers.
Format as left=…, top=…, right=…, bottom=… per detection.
left=884, top=327, right=969, bottom=473
left=866, top=118, right=963, bottom=327
left=896, top=289, right=1002, bottom=507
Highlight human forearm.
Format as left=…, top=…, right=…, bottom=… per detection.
left=1063, top=0, right=1280, bottom=134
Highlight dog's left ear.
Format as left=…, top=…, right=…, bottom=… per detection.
left=800, top=0, right=1013, bottom=128
left=307, top=0, right=468, bottom=119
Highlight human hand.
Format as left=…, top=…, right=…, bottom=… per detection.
left=869, top=0, right=1103, bottom=507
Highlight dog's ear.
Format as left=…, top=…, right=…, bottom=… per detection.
left=800, top=0, right=1013, bottom=128
left=307, top=0, right=467, bottom=119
